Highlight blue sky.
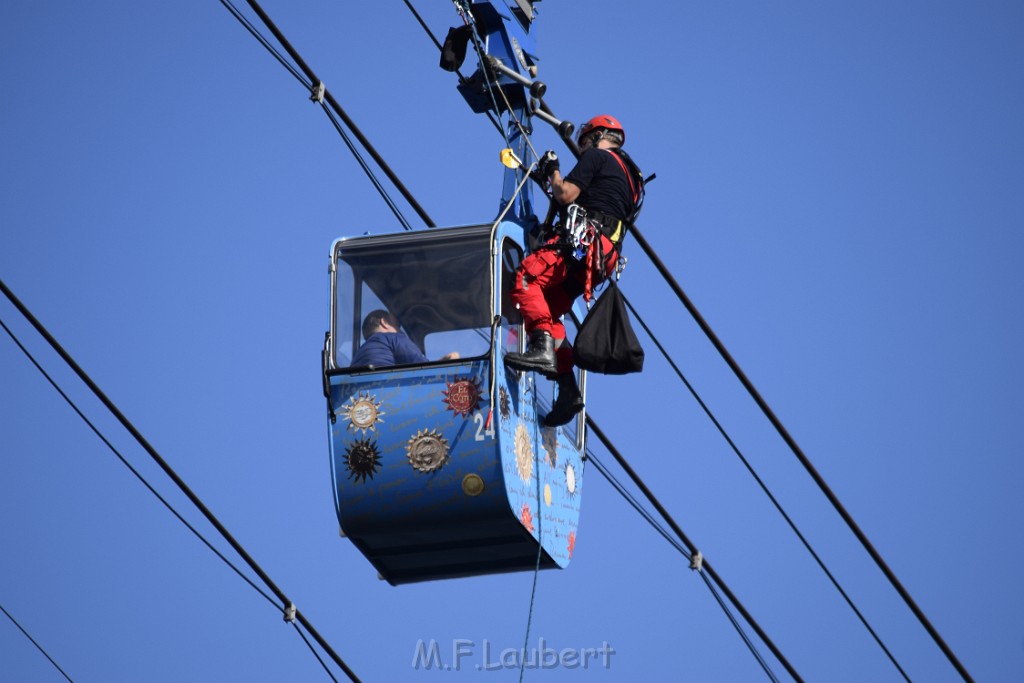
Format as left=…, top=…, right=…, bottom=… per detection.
left=2, top=1, right=1022, bottom=681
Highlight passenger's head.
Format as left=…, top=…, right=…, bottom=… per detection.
left=362, top=309, right=401, bottom=340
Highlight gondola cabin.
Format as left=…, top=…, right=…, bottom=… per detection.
left=323, top=222, right=587, bottom=584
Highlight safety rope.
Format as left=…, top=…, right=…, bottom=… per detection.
left=583, top=226, right=600, bottom=306
left=489, top=157, right=535, bottom=346
left=475, top=22, right=544, bottom=221
left=453, top=1, right=509, bottom=148
left=489, top=64, right=541, bottom=161
left=517, top=417, right=544, bottom=683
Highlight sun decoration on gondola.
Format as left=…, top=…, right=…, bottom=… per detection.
left=341, top=392, right=385, bottom=435
left=515, top=422, right=533, bottom=482
left=344, top=438, right=382, bottom=484
left=405, top=428, right=450, bottom=473
left=568, top=530, right=576, bottom=559
left=498, top=386, right=510, bottom=420
left=442, top=376, right=483, bottom=418
left=541, top=426, right=558, bottom=468
left=564, top=462, right=578, bottom=498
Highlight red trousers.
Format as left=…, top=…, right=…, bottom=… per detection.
left=511, top=235, right=618, bottom=374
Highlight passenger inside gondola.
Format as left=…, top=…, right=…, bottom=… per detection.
left=351, top=309, right=459, bottom=368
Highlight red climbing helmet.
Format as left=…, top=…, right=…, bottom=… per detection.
left=577, top=114, right=625, bottom=144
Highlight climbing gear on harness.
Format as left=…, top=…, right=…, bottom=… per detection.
left=615, top=255, right=628, bottom=280
left=544, top=372, right=584, bottom=427
left=564, top=204, right=593, bottom=258
left=584, top=208, right=627, bottom=245
left=560, top=203, right=613, bottom=306
left=503, top=330, right=558, bottom=378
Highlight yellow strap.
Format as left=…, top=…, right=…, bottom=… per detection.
left=608, top=220, right=623, bottom=243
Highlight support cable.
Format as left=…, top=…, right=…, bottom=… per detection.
left=585, top=415, right=805, bottom=683
left=696, top=572, right=781, bottom=683
left=219, top=0, right=307, bottom=87
left=586, top=452, right=778, bottom=681
left=319, top=103, right=412, bottom=231
left=240, top=0, right=436, bottom=228
left=0, top=602, right=75, bottom=683
left=0, top=278, right=362, bottom=683
left=586, top=451, right=687, bottom=556
left=625, top=224, right=971, bottom=682
left=618, top=291, right=912, bottom=681
left=219, top=0, right=415, bottom=232
left=290, top=622, right=340, bottom=683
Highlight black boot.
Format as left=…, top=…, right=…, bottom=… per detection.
left=544, top=372, right=584, bottom=427
left=504, top=331, right=557, bottom=378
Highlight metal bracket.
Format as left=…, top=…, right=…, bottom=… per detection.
left=322, top=331, right=337, bottom=424
left=485, top=56, right=546, bottom=98
left=283, top=602, right=297, bottom=623
left=690, top=550, right=704, bottom=572
left=310, top=81, right=325, bottom=103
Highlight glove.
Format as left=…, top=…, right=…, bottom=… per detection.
left=536, top=150, right=559, bottom=179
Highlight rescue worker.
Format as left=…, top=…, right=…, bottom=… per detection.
left=504, top=115, right=644, bottom=426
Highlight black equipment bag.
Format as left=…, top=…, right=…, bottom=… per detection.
left=573, top=280, right=644, bottom=374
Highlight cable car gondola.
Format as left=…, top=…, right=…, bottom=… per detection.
left=323, top=221, right=587, bottom=584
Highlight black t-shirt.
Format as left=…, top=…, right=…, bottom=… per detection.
left=564, top=147, right=636, bottom=220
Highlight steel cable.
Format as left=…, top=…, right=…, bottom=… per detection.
left=0, top=279, right=362, bottom=683
left=220, top=0, right=414, bottom=233
left=585, top=415, right=805, bottom=682
left=0, top=316, right=281, bottom=612
left=586, top=450, right=779, bottom=681
left=618, top=291, right=913, bottom=681
left=0, top=602, right=75, bottom=683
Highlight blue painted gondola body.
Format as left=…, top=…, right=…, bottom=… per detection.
left=324, top=222, right=587, bottom=585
